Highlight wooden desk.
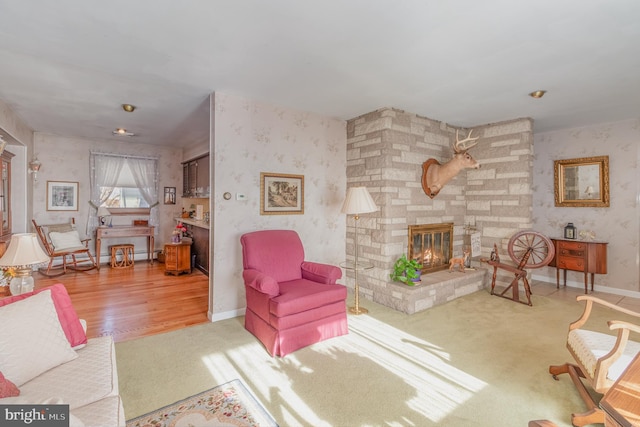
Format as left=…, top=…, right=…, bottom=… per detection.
left=95, top=226, right=154, bottom=270
left=600, top=353, right=640, bottom=427
left=549, top=238, right=607, bottom=293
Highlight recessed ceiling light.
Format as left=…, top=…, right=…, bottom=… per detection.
left=122, top=104, right=136, bottom=112
left=113, top=128, right=135, bottom=136
left=529, top=90, right=546, bottom=99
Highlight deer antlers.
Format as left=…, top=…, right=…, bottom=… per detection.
left=453, top=129, right=479, bottom=153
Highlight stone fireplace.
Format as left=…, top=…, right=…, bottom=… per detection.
left=408, top=223, right=453, bottom=274
left=344, top=108, right=535, bottom=314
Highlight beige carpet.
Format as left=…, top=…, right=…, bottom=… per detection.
left=116, top=287, right=628, bottom=427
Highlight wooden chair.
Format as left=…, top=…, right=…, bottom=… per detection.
left=32, top=218, right=98, bottom=277
left=549, top=295, right=640, bottom=426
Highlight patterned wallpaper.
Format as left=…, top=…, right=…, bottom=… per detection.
left=532, top=118, right=640, bottom=294
left=210, top=93, right=347, bottom=319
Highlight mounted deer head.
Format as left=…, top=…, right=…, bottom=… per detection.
left=421, top=129, right=481, bottom=199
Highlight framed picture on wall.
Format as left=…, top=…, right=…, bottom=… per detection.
left=260, top=172, right=304, bottom=215
left=164, top=187, right=176, bottom=205
left=47, top=181, right=79, bottom=211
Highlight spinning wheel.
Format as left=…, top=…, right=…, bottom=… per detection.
left=486, top=230, right=555, bottom=306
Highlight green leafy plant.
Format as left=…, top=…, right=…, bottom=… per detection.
left=390, top=254, right=423, bottom=285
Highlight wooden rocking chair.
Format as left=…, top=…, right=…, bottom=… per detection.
left=32, top=218, right=98, bottom=277
left=549, top=295, right=640, bottom=426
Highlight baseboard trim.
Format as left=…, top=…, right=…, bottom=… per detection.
left=209, top=307, right=245, bottom=322
left=532, top=273, right=640, bottom=299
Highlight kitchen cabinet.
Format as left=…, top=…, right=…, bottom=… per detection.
left=182, top=154, right=209, bottom=197
left=190, top=224, right=209, bottom=275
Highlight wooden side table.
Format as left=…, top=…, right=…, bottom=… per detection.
left=549, top=238, right=607, bottom=293
left=164, top=242, right=191, bottom=276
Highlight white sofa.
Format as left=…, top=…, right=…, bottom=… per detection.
left=0, top=285, right=125, bottom=427
left=1, top=335, right=126, bottom=426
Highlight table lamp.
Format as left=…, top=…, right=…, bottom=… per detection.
left=0, top=233, right=50, bottom=295
left=97, top=206, right=112, bottom=227
left=341, top=186, right=378, bottom=314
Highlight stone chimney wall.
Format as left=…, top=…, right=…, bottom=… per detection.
left=345, top=107, right=533, bottom=305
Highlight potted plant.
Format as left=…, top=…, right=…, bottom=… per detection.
left=390, top=254, right=423, bottom=285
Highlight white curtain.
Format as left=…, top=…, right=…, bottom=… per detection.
left=88, top=153, right=159, bottom=236
left=127, top=157, right=160, bottom=229
left=88, top=153, right=123, bottom=236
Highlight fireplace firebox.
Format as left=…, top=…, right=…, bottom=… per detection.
left=408, top=223, right=454, bottom=274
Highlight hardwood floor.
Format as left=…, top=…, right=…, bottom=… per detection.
left=30, top=261, right=210, bottom=343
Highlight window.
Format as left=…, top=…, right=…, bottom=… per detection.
left=101, top=162, right=150, bottom=208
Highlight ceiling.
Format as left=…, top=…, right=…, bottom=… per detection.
left=1, top=1, right=639, bottom=148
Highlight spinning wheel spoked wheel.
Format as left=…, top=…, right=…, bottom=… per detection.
left=507, top=231, right=555, bottom=269
left=488, top=230, right=555, bottom=306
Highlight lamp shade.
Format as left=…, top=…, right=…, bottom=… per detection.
left=341, top=187, right=378, bottom=215
left=97, top=206, right=111, bottom=217
left=0, top=233, right=50, bottom=268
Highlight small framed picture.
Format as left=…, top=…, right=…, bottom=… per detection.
left=260, top=172, right=304, bottom=215
left=164, top=187, right=176, bottom=205
left=47, top=181, right=79, bottom=211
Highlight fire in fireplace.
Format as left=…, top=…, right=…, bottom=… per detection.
left=408, top=223, right=454, bottom=274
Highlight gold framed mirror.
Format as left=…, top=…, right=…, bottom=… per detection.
left=554, top=155, right=609, bottom=207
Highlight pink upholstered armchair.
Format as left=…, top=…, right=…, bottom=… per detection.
left=240, top=230, right=348, bottom=356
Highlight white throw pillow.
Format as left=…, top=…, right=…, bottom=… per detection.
left=49, top=230, right=84, bottom=250
left=0, top=290, right=78, bottom=386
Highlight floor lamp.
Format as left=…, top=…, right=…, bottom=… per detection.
left=341, top=187, right=378, bottom=314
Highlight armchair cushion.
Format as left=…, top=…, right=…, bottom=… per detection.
left=49, top=230, right=85, bottom=251
left=301, top=261, right=342, bottom=284
left=569, top=329, right=640, bottom=382
left=241, top=230, right=305, bottom=282
left=270, top=279, right=347, bottom=318
left=243, top=269, right=279, bottom=297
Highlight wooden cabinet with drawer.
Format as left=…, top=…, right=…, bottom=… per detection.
left=164, top=242, right=192, bottom=276
left=549, top=238, right=607, bottom=293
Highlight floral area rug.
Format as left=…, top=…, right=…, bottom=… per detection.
left=126, top=379, right=279, bottom=427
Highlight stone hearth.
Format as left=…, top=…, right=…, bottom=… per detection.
left=372, top=268, right=489, bottom=314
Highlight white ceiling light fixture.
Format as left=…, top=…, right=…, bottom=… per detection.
left=112, top=128, right=135, bottom=137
